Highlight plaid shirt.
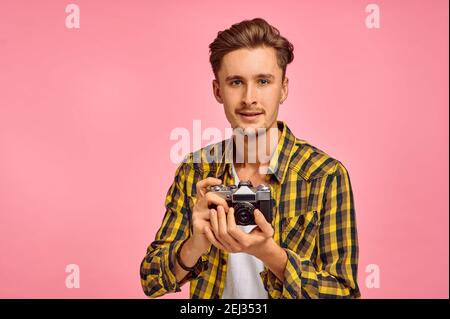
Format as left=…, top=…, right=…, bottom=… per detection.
left=140, top=121, right=360, bottom=299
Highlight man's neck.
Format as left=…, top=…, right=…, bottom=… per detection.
left=232, top=123, right=280, bottom=173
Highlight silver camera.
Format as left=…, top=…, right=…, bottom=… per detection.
left=206, top=181, right=273, bottom=226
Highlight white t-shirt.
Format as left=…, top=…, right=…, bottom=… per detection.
left=221, top=163, right=269, bottom=299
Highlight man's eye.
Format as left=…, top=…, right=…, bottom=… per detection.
left=229, top=79, right=269, bottom=86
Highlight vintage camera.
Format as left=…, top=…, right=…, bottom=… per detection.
left=206, top=181, right=273, bottom=226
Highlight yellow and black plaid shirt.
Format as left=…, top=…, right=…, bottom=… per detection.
left=140, top=121, right=360, bottom=299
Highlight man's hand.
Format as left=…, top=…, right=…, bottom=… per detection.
left=174, top=177, right=229, bottom=282
left=204, top=205, right=288, bottom=281
left=205, top=206, right=274, bottom=257
left=190, top=177, right=230, bottom=255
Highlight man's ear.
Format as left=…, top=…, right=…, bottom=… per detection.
left=212, top=79, right=224, bottom=104
left=280, top=77, right=289, bottom=105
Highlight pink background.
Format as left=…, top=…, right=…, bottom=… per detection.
left=0, top=0, right=448, bottom=299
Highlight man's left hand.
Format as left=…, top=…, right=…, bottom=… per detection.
left=204, top=205, right=275, bottom=258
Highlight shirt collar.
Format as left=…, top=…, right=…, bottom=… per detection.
left=213, top=120, right=297, bottom=184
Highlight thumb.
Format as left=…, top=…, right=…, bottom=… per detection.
left=254, top=209, right=273, bottom=237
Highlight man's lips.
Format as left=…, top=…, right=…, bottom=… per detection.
left=238, top=111, right=263, bottom=117
left=238, top=112, right=263, bottom=121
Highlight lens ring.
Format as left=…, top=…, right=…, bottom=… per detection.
left=234, top=202, right=255, bottom=226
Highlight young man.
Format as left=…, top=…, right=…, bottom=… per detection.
left=140, top=18, right=360, bottom=299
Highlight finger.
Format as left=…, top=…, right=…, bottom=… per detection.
left=209, top=208, right=234, bottom=251
left=196, top=177, right=222, bottom=197
left=227, top=207, right=236, bottom=230
left=217, top=205, right=241, bottom=251
left=209, top=208, right=220, bottom=236
left=205, top=192, right=229, bottom=211
left=254, top=209, right=274, bottom=237
left=204, top=225, right=227, bottom=251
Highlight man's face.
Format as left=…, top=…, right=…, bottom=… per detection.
left=213, top=46, right=288, bottom=132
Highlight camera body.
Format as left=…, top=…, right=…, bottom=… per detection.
left=206, top=181, right=273, bottom=226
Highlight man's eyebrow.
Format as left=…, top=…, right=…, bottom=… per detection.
left=224, top=74, right=275, bottom=81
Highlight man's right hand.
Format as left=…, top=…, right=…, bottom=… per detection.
left=190, top=177, right=230, bottom=254
left=176, top=177, right=230, bottom=274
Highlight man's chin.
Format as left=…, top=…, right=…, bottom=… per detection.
left=233, top=122, right=268, bottom=136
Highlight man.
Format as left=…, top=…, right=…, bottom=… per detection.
left=140, top=18, right=360, bottom=299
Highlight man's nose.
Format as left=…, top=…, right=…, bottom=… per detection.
left=242, top=84, right=257, bottom=105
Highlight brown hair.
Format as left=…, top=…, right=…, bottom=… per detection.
left=209, top=18, right=294, bottom=81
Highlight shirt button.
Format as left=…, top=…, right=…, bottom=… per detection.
left=299, top=215, right=305, bottom=226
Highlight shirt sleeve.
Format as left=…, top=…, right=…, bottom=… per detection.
left=139, top=159, right=208, bottom=298
left=260, top=162, right=361, bottom=299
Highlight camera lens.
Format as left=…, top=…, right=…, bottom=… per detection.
left=237, top=210, right=250, bottom=224
left=234, top=202, right=255, bottom=226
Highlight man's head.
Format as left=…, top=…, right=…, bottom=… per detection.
left=209, top=18, right=294, bottom=132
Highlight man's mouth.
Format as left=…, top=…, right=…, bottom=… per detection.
left=238, top=111, right=263, bottom=121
